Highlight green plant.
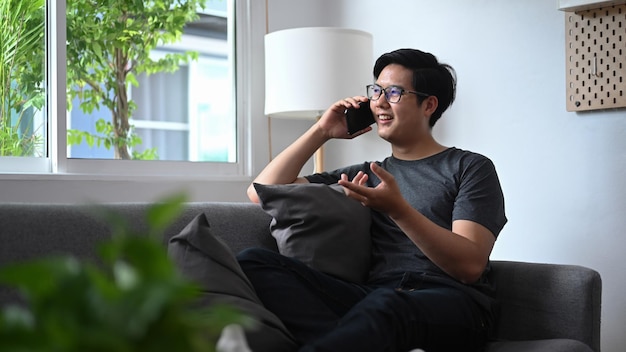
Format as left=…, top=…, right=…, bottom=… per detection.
left=66, top=0, right=209, bottom=160
left=0, top=194, right=252, bottom=352
left=67, top=119, right=158, bottom=160
left=0, top=0, right=45, bottom=157
left=0, top=114, right=42, bottom=157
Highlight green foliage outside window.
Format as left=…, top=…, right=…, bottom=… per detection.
left=66, top=0, right=210, bottom=160
left=67, top=0, right=206, bottom=159
left=0, top=0, right=45, bottom=157
left=1, top=0, right=215, bottom=160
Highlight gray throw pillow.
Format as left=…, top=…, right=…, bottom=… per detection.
left=167, top=213, right=297, bottom=352
left=253, top=183, right=372, bottom=283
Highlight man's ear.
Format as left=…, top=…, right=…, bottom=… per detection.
left=423, top=95, right=439, bottom=116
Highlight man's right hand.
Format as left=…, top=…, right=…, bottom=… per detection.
left=317, top=96, right=372, bottom=139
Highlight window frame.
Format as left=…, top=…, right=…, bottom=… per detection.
left=0, top=0, right=267, bottom=182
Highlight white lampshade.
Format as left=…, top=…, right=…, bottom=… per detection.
left=264, top=27, right=373, bottom=118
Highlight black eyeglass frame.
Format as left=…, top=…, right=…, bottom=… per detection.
left=366, top=84, right=430, bottom=103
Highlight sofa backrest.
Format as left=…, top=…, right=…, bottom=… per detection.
left=0, top=202, right=277, bottom=305
left=0, top=202, right=601, bottom=351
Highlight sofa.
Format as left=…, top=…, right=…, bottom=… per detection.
left=0, top=202, right=602, bottom=352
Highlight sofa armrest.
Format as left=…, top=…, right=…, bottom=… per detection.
left=489, top=260, right=602, bottom=351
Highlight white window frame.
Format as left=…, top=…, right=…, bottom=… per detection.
left=0, top=0, right=267, bottom=182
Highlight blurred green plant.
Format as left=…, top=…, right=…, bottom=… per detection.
left=0, top=194, right=252, bottom=352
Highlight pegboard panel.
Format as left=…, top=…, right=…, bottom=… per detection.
left=565, top=4, right=626, bottom=111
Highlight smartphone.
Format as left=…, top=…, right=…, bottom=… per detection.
left=345, top=101, right=375, bottom=135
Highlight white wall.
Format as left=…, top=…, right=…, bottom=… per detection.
left=266, top=0, right=625, bottom=351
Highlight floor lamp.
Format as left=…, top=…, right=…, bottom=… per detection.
left=264, top=27, right=373, bottom=173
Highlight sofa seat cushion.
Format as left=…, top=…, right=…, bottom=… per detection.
left=253, top=183, right=372, bottom=283
left=486, top=338, right=594, bottom=352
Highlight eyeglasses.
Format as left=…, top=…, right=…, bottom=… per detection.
left=366, top=84, right=430, bottom=104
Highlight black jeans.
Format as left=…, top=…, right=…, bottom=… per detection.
left=237, top=248, right=489, bottom=352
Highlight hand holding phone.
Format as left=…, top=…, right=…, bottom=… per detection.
left=345, top=101, right=375, bottom=135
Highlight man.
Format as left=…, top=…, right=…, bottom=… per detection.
left=239, top=48, right=507, bottom=351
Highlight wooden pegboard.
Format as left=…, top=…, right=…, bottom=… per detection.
left=565, top=4, right=626, bottom=111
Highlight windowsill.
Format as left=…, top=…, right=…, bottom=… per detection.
left=0, top=172, right=253, bottom=183
left=0, top=172, right=255, bottom=204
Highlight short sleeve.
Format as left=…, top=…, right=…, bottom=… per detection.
left=453, top=157, right=507, bottom=238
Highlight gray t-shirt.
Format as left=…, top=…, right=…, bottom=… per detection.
left=305, top=147, right=507, bottom=308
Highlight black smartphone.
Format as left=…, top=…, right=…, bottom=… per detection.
left=345, top=101, right=375, bottom=135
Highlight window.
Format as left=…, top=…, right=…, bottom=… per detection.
left=0, top=0, right=264, bottom=178
left=130, top=34, right=235, bottom=163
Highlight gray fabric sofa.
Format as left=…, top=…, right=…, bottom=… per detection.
left=0, top=202, right=602, bottom=352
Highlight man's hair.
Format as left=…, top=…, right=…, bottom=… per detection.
left=373, top=48, right=456, bottom=127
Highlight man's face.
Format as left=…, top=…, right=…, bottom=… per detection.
left=371, top=64, right=432, bottom=146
